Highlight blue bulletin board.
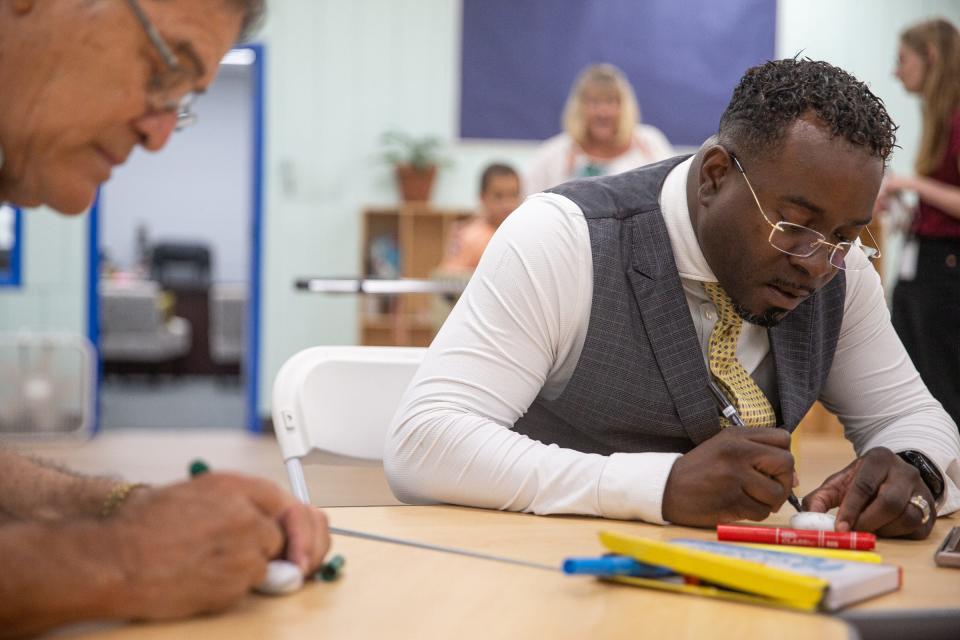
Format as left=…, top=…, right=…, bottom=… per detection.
left=460, top=0, right=777, bottom=146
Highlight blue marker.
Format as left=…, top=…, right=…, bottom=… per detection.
left=562, top=555, right=674, bottom=578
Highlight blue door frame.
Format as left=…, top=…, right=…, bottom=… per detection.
left=86, top=43, right=267, bottom=433
left=0, top=206, right=23, bottom=288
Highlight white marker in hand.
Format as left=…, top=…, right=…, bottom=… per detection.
left=254, top=560, right=304, bottom=596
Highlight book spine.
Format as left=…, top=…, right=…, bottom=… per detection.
left=717, top=525, right=876, bottom=550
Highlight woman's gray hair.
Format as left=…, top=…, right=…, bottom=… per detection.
left=225, top=0, right=265, bottom=41
left=143, top=0, right=265, bottom=41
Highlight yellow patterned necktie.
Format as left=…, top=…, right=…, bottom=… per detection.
left=703, top=282, right=777, bottom=428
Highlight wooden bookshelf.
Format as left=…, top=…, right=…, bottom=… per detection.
left=359, top=205, right=474, bottom=346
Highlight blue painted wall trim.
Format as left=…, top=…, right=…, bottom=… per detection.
left=0, top=206, right=23, bottom=287
left=87, top=194, right=102, bottom=432
left=245, top=42, right=266, bottom=433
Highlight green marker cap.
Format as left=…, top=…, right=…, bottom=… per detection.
left=189, top=459, right=210, bottom=477
left=317, top=554, right=345, bottom=582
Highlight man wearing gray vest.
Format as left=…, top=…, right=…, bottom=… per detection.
left=385, top=59, right=959, bottom=540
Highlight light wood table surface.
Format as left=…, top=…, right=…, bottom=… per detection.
left=13, top=429, right=959, bottom=639
left=12, top=429, right=402, bottom=507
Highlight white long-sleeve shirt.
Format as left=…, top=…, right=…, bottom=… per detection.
left=385, top=157, right=960, bottom=523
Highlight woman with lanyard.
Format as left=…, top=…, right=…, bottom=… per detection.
left=524, top=63, right=673, bottom=195
left=876, top=18, right=960, bottom=428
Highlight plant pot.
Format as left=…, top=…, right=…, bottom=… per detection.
left=394, top=164, right=437, bottom=202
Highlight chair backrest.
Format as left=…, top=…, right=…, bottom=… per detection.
left=272, top=346, right=425, bottom=504
left=272, top=346, right=425, bottom=461
left=99, top=280, right=164, bottom=334
left=150, top=241, right=212, bottom=290
left=209, top=283, right=246, bottom=364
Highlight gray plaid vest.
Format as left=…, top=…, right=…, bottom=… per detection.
left=513, top=156, right=846, bottom=454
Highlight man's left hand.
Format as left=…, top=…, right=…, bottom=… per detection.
left=802, top=447, right=936, bottom=539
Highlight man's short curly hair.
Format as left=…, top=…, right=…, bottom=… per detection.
left=718, top=58, right=897, bottom=163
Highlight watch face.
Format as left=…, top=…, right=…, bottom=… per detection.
left=900, top=451, right=945, bottom=500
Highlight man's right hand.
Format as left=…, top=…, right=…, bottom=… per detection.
left=105, top=473, right=330, bottom=621
left=662, top=427, right=795, bottom=527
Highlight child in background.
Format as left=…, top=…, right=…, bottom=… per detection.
left=438, top=163, right=522, bottom=273
left=431, top=163, right=522, bottom=330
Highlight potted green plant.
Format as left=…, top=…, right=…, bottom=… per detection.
left=381, top=131, right=450, bottom=202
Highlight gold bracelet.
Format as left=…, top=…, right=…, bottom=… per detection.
left=100, top=482, right=147, bottom=518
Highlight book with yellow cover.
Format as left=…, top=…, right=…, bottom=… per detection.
left=598, top=531, right=901, bottom=611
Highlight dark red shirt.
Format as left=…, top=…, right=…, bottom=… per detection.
left=912, top=108, right=960, bottom=239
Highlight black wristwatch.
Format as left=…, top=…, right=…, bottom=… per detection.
left=897, top=450, right=945, bottom=501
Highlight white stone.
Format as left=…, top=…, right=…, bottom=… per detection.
left=254, top=560, right=304, bottom=596
left=789, top=511, right=837, bottom=532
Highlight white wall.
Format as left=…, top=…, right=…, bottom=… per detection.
left=100, top=64, right=253, bottom=284
left=0, top=207, right=87, bottom=336
left=255, top=0, right=540, bottom=413
left=0, top=205, right=14, bottom=252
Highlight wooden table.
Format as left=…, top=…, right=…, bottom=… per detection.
left=12, top=430, right=402, bottom=508
left=14, top=431, right=959, bottom=639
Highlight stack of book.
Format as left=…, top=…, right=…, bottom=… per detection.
left=564, top=529, right=900, bottom=611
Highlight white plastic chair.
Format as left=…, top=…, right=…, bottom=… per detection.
left=0, top=332, right=96, bottom=438
left=271, top=345, right=426, bottom=504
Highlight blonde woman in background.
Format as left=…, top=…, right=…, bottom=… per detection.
left=524, top=63, right=673, bottom=195
left=875, top=18, right=960, bottom=427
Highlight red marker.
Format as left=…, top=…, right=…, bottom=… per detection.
left=717, top=524, right=876, bottom=551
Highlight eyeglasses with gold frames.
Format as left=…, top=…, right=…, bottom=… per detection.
left=730, top=154, right=881, bottom=271
left=126, top=0, right=199, bottom=131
